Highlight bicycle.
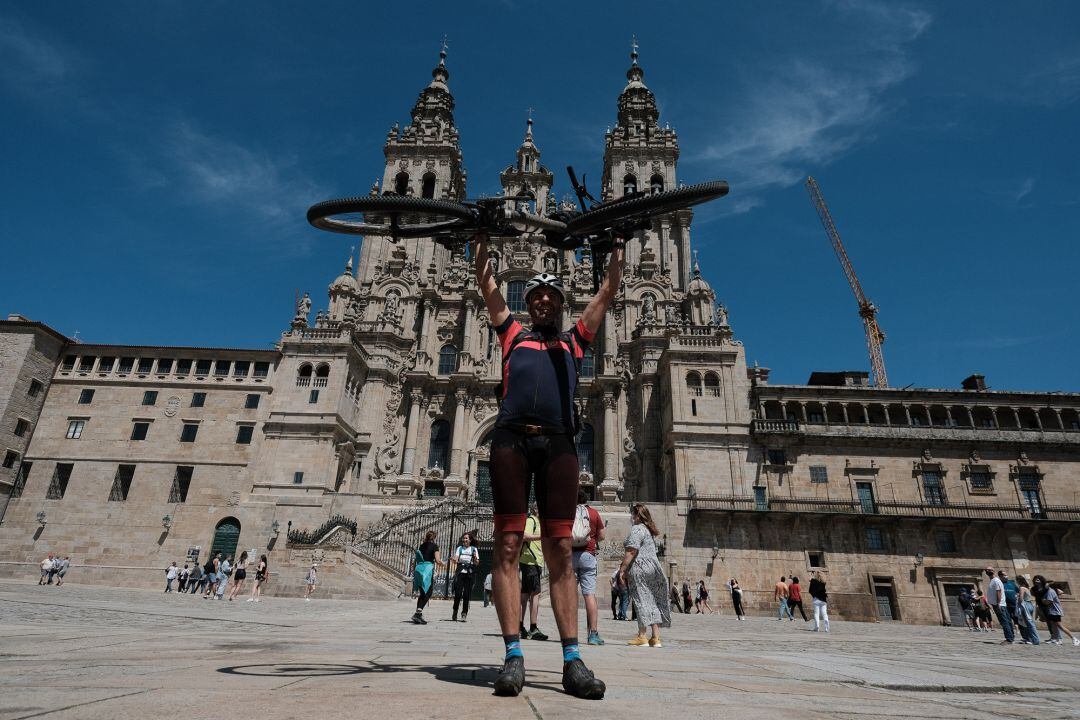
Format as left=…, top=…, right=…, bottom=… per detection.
left=307, top=167, right=728, bottom=290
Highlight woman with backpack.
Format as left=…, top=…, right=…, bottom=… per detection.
left=451, top=532, right=479, bottom=622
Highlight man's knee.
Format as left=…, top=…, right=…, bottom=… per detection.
left=494, top=532, right=523, bottom=565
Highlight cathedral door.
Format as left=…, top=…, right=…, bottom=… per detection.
left=210, top=517, right=241, bottom=559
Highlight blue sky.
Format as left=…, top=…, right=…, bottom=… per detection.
left=2, top=2, right=1077, bottom=391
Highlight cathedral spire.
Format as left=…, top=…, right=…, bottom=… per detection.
left=626, top=35, right=646, bottom=90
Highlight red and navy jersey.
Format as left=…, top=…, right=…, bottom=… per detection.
left=494, top=316, right=594, bottom=433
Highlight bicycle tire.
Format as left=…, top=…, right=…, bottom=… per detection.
left=307, top=195, right=475, bottom=235
left=565, top=181, right=728, bottom=236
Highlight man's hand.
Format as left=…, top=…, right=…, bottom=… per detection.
left=473, top=233, right=510, bottom=327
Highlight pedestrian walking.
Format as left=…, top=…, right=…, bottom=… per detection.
left=411, top=530, right=444, bottom=623
left=611, top=567, right=629, bottom=620
left=248, top=555, right=268, bottom=602
left=619, top=504, right=670, bottom=648
left=571, top=489, right=606, bottom=645
left=483, top=572, right=493, bottom=608
left=55, top=556, right=70, bottom=586
left=165, top=562, right=178, bottom=592
left=1014, top=575, right=1040, bottom=645
left=178, top=564, right=190, bottom=593
left=775, top=576, right=793, bottom=620
left=809, top=571, right=829, bottom=633
left=451, top=533, right=479, bottom=622
left=189, top=564, right=203, bottom=594
left=1032, top=575, right=1079, bottom=646
left=228, top=551, right=248, bottom=600
left=202, top=554, right=220, bottom=598
left=787, top=576, right=808, bottom=621
left=38, top=554, right=54, bottom=585
left=518, top=505, right=549, bottom=642
left=46, top=554, right=60, bottom=584
left=727, top=578, right=745, bottom=620
left=215, top=556, right=232, bottom=600
left=681, top=580, right=693, bottom=614
left=958, top=587, right=978, bottom=630
left=302, top=563, right=317, bottom=601
left=695, top=580, right=714, bottom=614
left=984, top=566, right=1015, bottom=643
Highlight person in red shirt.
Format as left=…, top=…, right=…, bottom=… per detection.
left=788, top=576, right=808, bottom=622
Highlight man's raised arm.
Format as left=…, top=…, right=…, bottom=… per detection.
left=578, top=244, right=625, bottom=336
left=473, top=235, right=510, bottom=328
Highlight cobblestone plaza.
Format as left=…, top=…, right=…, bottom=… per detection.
left=1, top=582, right=1078, bottom=719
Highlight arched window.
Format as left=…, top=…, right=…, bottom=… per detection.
left=507, top=280, right=526, bottom=313
left=394, top=171, right=409, bottom=195
left=580, top=348, right=595, bottom=378
left=428, top=419, right=450, bottom=470
left=296, top=363, right=313, bottom=388
left=703, top=371, right=720, bottom=396
left=686, top=371, right=702, bottom=396
left=421, top=172, right=436, bottom=199
left=650, top=174, right=664, bottom=194
left=576, top=423, right=594, bottom=473
left=314, top=363, right=330, bottom=387
left=623, top=174, right=637, bottom=196
left=438, top=344, right=459, bottom=375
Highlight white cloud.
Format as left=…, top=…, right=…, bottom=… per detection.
left=0, top=16, right=76, bottom=91
left=1015, top=176, right=1035, bottom=203
left=692, top=2, right=932, bottom=213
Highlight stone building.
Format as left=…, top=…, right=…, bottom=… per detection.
left=0, top=48, right=1076, bottom=623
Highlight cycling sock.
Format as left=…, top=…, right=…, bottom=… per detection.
left=529, top=624, right=538, bottom=632
left=503, top=635, right=523, bottom=660
left=561, top=637, right=580, bottom=663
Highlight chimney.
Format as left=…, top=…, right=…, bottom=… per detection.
left=961, top=374, right=986, bottom=391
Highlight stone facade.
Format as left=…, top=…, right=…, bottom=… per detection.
left=0, top=48, right=1076, bottom=624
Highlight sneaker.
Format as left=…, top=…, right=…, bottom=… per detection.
left=648, top=637, right=662, bottom=648
left=587, top=631, right=604, bottom=646
left=493, top=656, right=525, bottom=697
left=520, top=625, right=529, bottom=640
left=460, top=614, right=467, bottom=623
left=562, top=658, right=605, bottom=699
left=411, top=613, right=425, bottom=625
left=1074, top=638, right=1080, bottom=647
left=627, top=635, right=649, bottom=646
left=304, top=598, right=310, bottom=602
left=528, top=628, right=549, bottom=641
left=452, top=613, right=458, bottom=622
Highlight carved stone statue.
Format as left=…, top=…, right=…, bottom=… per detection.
left=715, top=302, right=729, bottom=326
left=489, top=252, right=500, bottom=274
left=385, top=292, right=400, bottom=318
left=641, top=294, right=656, bottom=322
left=544, top=253, right=558, bottom=274
left=295, top=292, right=312, bottom=323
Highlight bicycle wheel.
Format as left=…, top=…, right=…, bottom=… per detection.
left=565, top=180, right=728, bottom=236
left=307, top=195, right=476, bottom=236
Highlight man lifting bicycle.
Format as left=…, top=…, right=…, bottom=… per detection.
left=473, top=233, right=624, bottom=700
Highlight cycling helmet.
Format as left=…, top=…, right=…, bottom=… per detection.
left=523, top=272, right=565, bottom=303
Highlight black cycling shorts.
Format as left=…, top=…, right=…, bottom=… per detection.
left=490, top=427, right=579, bottom=538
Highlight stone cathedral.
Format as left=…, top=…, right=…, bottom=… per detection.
left=2, top=48, right=1077, bottom=625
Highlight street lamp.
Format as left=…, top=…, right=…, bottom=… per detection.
left=271, top=520, right=281, bottom=537
left=914, top=551, right=924, bottom=567
left=162, top=514, right=172, bottom=531
left=35, top=511, right=47, bottom=526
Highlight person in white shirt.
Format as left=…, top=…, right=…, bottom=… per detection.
left=984, top=566, right=1014, bottom=643
left=165, top=562, right=179, bottom=593
left=483, top=572, right=494, bottom=608
left=451, top=533, right=480, bottom=622
left=39, top=555, right=54, bottom=585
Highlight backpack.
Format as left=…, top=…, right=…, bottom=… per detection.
left=571, top=505, right=592, bottom=548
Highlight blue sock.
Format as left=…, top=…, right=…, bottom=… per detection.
left=561, top=637, right=580, bottom=663
left=503, top=634, right=523, bottom=660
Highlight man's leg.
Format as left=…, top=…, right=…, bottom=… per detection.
left=994, top=605, right=1015, bottom=642
left=493, top=531, right=524, bottom=637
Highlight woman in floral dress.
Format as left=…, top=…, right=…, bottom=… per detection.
left=618, top=503, right=671, bottom=647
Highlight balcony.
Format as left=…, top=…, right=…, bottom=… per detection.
left=751, top=419, right=801, bottom=434
left=683, top=494, right=1080, bottom=522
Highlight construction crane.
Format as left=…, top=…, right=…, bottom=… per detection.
left=805, top=176, right=889, bottom=388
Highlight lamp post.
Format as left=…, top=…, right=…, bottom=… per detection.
left=162, top=514, right=172, bottom=531
left=36, top=511, right=47, bottom=527
left=271, top=520, right=281, bottom=537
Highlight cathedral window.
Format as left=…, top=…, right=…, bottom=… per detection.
left=623, top=174, right=637, bottom=196
left=394, top=171, right=410, bottom=195
left=576, top=424, right=594, bottom=474
left=421, top=172, right=436, bottom=199
left=190, top=392, right=206, bottom=408
left=296, top=363, right=313, bottom=388
left=580, top=348, right=595, bottom=379
left=314, top=364, right=330, bottom=387
left=507, top=281, right=526, bottom=313
left=703, top=372, right=720, bottom=396
left=253, top=361, right=270, bottom=378
left=244, top=394, right=260, bottom=409
left=137, top=358, right=154, bottom=374
left=438, top=345, right=459, bottom=375
left=47, top=463, right=73, bottom=499
left=650, top=174, right=664, bottom=194
left=235, top=425, right=254, bottom=444
left=233, top=360, right=249, bottom=376
left=175, top=359, right=192, bottom=375
left=180, top=423, right=199, bottom=443
left=428, top=419, right=451, bottom=470
left=169, top=466, right=192, bottom=503
left=686, top=372, right=702, bottom=397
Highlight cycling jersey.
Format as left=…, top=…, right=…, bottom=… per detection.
left=493, top=316, right=593, bottom=434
